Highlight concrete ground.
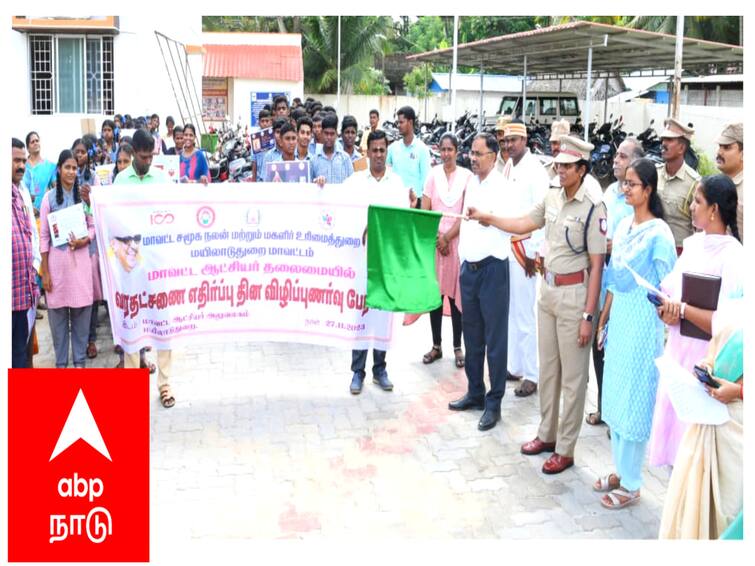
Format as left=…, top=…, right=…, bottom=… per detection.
left=32, top=302, right=670, bottom=547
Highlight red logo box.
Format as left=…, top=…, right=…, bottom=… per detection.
left=8, top=368, right=150, bottom=562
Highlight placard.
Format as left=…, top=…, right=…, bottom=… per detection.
left=48, top=203, right=88, bottom=247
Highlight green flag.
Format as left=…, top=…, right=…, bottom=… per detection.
left=366, top=205, right=442, bottom=313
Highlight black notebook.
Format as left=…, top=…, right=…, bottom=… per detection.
left=680, top=272, right=722, bottom=341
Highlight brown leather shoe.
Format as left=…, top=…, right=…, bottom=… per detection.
left=542, top=453, right=574, bottom=474
left=521, top=437, right=556, bottom=455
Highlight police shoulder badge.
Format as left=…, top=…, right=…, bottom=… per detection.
left=599, top=218, right=607, bottom=235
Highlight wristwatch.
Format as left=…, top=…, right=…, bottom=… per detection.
left=582, top=312, right=594, bottom=322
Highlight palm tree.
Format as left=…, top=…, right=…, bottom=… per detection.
left=202, top=16, right=302, bottom=34
left=625, top=16, right=740, bottom=44
left=302, top=16, right=393, bottom=94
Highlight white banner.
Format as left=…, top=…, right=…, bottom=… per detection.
left=90, top=183, right=401, bottom=353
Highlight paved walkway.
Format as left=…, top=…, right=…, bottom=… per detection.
left=33, top=304, right=670, bottom=546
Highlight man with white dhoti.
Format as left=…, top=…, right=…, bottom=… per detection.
left=501, top=121, right=549, bottom=397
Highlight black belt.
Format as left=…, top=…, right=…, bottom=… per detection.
left=465, top=256, right=506, bottom=271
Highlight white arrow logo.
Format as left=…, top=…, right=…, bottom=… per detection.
left=49, top=389, right=112, bottom=462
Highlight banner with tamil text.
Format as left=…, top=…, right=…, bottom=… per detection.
left=91, top=183, right=404, bottom=354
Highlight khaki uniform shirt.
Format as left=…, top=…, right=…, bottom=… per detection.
left=657, top=161, right=701, bottom=247
left=732, top=170, right=743, bottom=244
left=547, top=161, right=558, bottom=182
left=529, top=180, right=607, bottom=274
left=496, top=152, right=509, bottom=175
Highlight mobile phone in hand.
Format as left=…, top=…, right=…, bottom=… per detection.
left=647, top=292, right=664, bottom=307
left=598, top=325, right=608, bottom=349
left=693, top=365, right=720, bottom=389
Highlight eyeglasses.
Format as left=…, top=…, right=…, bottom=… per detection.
left=469, top=151, right=494, bottom=158
left=621, top=180, right=644, bottom=189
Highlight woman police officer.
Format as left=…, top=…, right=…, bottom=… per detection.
left=467, top=135, right=607, bottom=474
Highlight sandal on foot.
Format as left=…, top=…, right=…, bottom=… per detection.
left=593, top=473, right=621, bottom=492
left=87, top=341, right=98, bottom=359
left=422, top=346, right=442, bottom=364
left=140, top=358, right=157, bottom=375
left=515, top=379, right=538, bottom=397
left=586, top=411, right=603, bottom=425
left=601, top=487, right=640, bottom=509
left=454, top=347, right=465, bottom=368
left=159, top=387, right=176, bottom=408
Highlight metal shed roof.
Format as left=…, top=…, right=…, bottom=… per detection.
left=407, top=21, right=743, bottom=79
left=203, top=44, right=303, bottom=81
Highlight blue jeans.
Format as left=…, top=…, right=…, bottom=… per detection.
left=351, top=349, right=386, bottom=378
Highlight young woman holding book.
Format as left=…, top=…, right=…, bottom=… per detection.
left=648, top=174, right=743, bottom=467
left=39, top=150, right=95, bottom=368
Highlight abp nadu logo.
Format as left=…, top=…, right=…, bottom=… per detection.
left=8, top=368, right=150, bottom=562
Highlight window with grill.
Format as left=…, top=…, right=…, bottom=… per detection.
left=29, top=34, right=114, bottom=115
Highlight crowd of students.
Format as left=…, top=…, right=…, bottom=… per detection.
left=10, top=95, right=743, bottom=539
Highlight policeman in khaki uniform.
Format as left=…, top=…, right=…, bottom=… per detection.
left=468, top=135, right=607, bottom=474
left=657, top=117, right=701, bottom=253
left=495, top=115, right=513, bottom=173
left=546, top=119, right=572, bottom=182
left=714, top=122, right=744, bottom=243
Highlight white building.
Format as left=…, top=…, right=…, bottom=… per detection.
left=201, top=32, right=304, bottom=130
left=10, top=16, right=204, bottom=157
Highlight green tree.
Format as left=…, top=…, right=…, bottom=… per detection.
left=457, top=16, right=538, bottom=43
left=202, top=16, right=304, bottom=33
left=625, top=16, right=741, bottom=45
left=402, top=16, right=449, bottom=53
left=354, top=68, right=391, bottom=95
left=403, top=64, right=433, bottom=98
left=302, top=16, right=393, bottom=94
left=389, top=16, right=539, bottom=54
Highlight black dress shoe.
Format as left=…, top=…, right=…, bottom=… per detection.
left=478, top=408, right=501, bottom=431
left=448, top=394, right=485, bottom=411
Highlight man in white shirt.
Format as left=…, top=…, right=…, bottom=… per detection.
left=346, top=130, right=410, bottom=395
left=448, top=133, right=512, bottom=431
left=501, top=120, right=549, bottom=397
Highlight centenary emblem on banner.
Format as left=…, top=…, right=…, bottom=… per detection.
left=8, top=368, right=150, bottom=562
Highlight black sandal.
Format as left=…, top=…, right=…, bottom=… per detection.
left=422, top=346, right=442, bottom=364
left=140, top=358, right=157, bottom=375
left=454, top=347, right=465, bottom=368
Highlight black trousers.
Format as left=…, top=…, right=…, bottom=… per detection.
left=430, top=296, right=462, bottom=349
left=460, top=257, right=510, bottom=411
left=12, top=309, right=30, bottom=368
left=591, top=333, right=605, bottom=413
left=590, top=251, right=611, bottom=413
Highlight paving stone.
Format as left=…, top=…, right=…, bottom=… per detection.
left=32, top=301, right=671, bottom=540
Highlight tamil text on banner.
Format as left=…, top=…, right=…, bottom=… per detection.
left=90, top=183, right=402, bottom=353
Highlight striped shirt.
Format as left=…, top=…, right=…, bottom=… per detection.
left=12, top=184, right=38, bottom=311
